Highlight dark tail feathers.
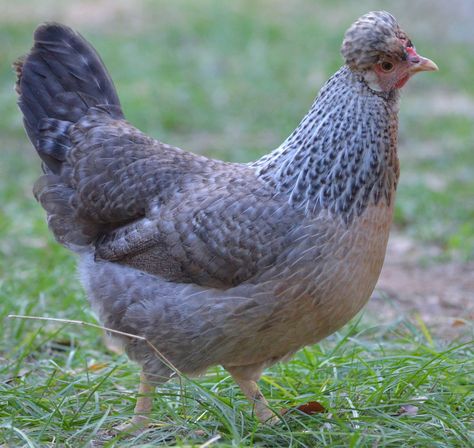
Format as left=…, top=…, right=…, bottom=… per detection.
left=15, top=23, right=123, bottom=174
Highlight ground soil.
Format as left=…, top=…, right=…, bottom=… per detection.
left=369, top=231, right=474, bottom=340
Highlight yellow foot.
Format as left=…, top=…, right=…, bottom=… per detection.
left=114, top=414, right=150, bottom=435
left=258, top=408, right=280, bottom=425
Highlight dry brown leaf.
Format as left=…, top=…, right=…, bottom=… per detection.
left=297, top=401, right=326, bottom=414
left=87, top=362, right=109, bottom=372
left=48, top=338, right=73, bottom=351
left=452, top=319, right=466, bottom=327
left=281, top=401, right=326, bottom=416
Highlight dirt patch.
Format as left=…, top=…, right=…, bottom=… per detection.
left=369, top=232, right=474, bottom=340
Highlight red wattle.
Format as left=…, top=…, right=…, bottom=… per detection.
left=395, top=74, right=410, bottom=89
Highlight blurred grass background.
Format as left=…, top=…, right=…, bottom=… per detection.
left=1, top=0, right=473, bottom=259
left=1, top=1, right=473, bottom=446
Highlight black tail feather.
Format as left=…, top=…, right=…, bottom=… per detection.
left=15, top=23, right=123, bottom=249
left=15, top=22, right=123, bottom=173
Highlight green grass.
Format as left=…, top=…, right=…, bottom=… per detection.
left=1, top=1, right=473, bottom=446
left=2, top=306, right=473, bottom=447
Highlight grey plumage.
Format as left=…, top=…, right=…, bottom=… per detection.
left=341, top=11, right=410, bottom=71
left=15, top=12, right=437, bottom=425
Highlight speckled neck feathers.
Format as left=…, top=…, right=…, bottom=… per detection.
left=255, top=66, right=400, bottom=222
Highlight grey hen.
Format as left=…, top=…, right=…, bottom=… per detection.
left=15, top=11, right=437, bottom=427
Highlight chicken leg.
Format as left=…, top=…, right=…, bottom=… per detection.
left=227, top=366, right=278, bottom=424
left=116, top=371, right=155, bottom=433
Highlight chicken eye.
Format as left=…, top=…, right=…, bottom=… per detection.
left=380, top=61, right=394, bottom=72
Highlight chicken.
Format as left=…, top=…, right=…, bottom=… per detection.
left=15, top=11, right=437, bottom=428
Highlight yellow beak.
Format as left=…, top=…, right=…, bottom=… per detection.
left=408, top=54, right=439, bottom=74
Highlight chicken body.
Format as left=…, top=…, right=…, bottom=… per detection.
left=15, top=12, right=436, bottom=425
left=74, top=65, right=398, bottom=381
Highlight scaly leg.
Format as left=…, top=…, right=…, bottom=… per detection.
left=116, top=370, right=155, bottom=433
left=227, top=366, right=278, bottom=424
